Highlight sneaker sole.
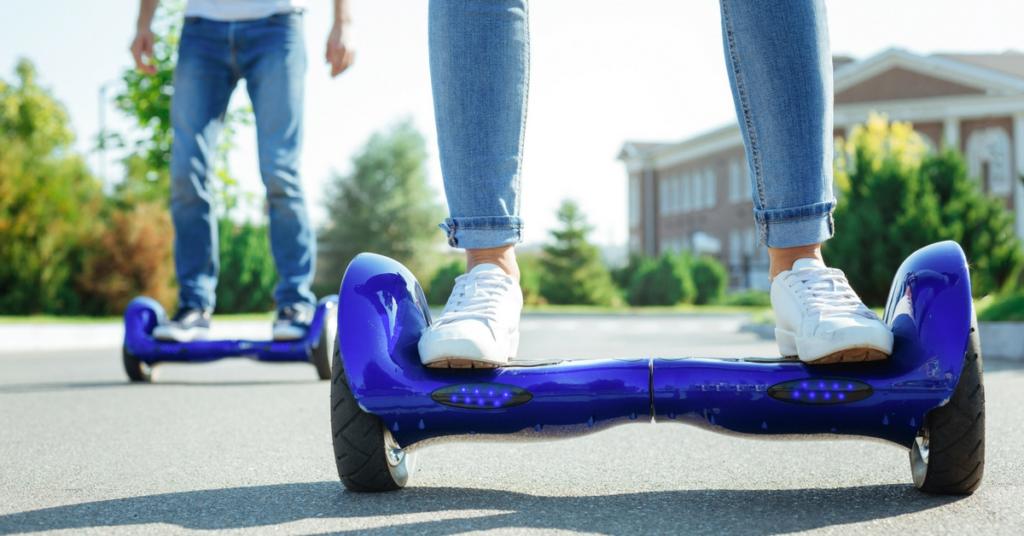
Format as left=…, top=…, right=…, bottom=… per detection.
left=802, top=347, right=890, bottom=365
left=424, top=358, right=503, bottom=369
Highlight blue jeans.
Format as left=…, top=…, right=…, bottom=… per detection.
left=170, top=12, right=316, bottom=310
left=429, top=0, right=834, bottom=249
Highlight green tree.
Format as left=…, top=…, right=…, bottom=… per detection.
left=691, top=255, right=728, bottom=305
left=110, top=1, right=182, bottom=203
left=539, top=200, right=619, bottom=305
left=319, top=121, right=444, bottom=288
left=825, top=115, right=944, bottom=305
left=827, top=114, right=1022, bottom=303
left=921, top=149, right=1022, bottom=296
left=0, top=59, right=106, bottom=313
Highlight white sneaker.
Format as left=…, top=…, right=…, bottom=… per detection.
left=771, top=258, right=893, bottom=364
left=418, top=263, right=522, bottom=368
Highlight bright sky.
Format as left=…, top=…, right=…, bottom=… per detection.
left=2, top=1, right=1021, bottom=247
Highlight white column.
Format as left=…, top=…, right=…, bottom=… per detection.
left=1013, top=113, right=1024, bottom=239
left=943, top=116, right=960, bottom=150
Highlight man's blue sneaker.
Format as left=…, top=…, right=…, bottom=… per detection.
left=153, top=307, right=212, bottom=342
left=273, top=303, right=315, bottom=341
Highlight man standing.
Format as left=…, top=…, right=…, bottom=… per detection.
left=130, top=0, right=353, bottom=341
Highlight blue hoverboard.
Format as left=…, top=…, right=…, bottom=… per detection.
left=333, top=241, right=984, bottom=495
left=121, top=297, right=337, bottom=382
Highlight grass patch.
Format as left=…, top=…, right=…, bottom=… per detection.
left=977, top=292, right=1024, bottom=322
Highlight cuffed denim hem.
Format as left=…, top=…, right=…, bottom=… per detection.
left=755, top=200, right=835, bottom=248
left=440, top=217, right=523, bottom=249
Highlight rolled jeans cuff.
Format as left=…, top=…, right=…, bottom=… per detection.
left=440, top=217, right=523, bottom=249
left=755, top=201, right=835, bottom=248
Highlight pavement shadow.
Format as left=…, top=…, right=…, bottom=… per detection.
left=0, top=481, right=962, bottom=535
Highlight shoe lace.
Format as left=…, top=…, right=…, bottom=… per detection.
left=436, top=271, right=514, bottom=327
left=793, top=267, right=876, bottom=319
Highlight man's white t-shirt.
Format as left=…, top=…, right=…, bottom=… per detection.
left=184, top=0, right=307, bottom=21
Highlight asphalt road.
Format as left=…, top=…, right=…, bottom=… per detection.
left=1, top=314, right=1023, bottom=535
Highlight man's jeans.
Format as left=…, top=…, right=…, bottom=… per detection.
left=429, top=0, right=835, bottom=249
left=170, top=12, right=315, bottom=311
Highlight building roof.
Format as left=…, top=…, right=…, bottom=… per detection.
left=619, top=48, right=1024, bottom=167
left=936, top=51, right=1024, bottom=80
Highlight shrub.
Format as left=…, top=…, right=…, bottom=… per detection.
left=517, top=253, right=547, bottom=306
left=691, top=255, right=728, bottom=305
left=0, top=60, right=108, bottom=314
left=627, top=252, right=695, bottom=306
left=721, top=289, right=771, bottom=307
left=978, top=292, right=1024, bottom=322
left=77, top=203, right=176, bottom=314
left=426, top=259, right=465, bottom=306
left=215, top=219, right=277, bottom=313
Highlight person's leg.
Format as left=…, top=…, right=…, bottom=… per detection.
left=719, top=0, right=892, bottom=363
left=167, top=18, right=237, bottom=312
left=238, top=12, right=317, bottom=321
left=720, top=0, right=834, bottom=264
left=419, top=0, right=529, bottom=367
left=430, top=0, right=528, bottom=277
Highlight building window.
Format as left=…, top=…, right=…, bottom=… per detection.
left=672, top=172, right=682, bottom=214
left=658, top=176, right=668, bottom=215
left=966, top=127, right=1013, bottom=196
left=693, top=171, right=703, bottom=211
left=728, top=158, right=753, bottom=204
left=705, top=168, right=717, bottom=208
left=629, top=175, right=641, bottom=226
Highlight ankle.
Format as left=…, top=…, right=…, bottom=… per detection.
left=466, top=246, right=520, bottom=281
left=768, top=243, right=824, bottom=279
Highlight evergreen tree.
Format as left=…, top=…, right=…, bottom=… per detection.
left=827, top=114, right=1022, bottom=303
left=826, top=115, right=944, bottom=305
left=921, top=149, right=1022, bottom=296
left=539, top=200, right=619, bottom=305
left=318, top=121, right=443, bottom=288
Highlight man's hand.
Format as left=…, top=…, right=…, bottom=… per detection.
left=131, top=28, right=157, bottom=75
left=325, top=20, right=355, bottom=77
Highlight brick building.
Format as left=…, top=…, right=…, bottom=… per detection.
left=618, top=49, right=1024, bottom=289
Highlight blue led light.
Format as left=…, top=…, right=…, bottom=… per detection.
left=768, top=378, right=873, bottom=405
left=432, top=383, right=533, bottom=410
